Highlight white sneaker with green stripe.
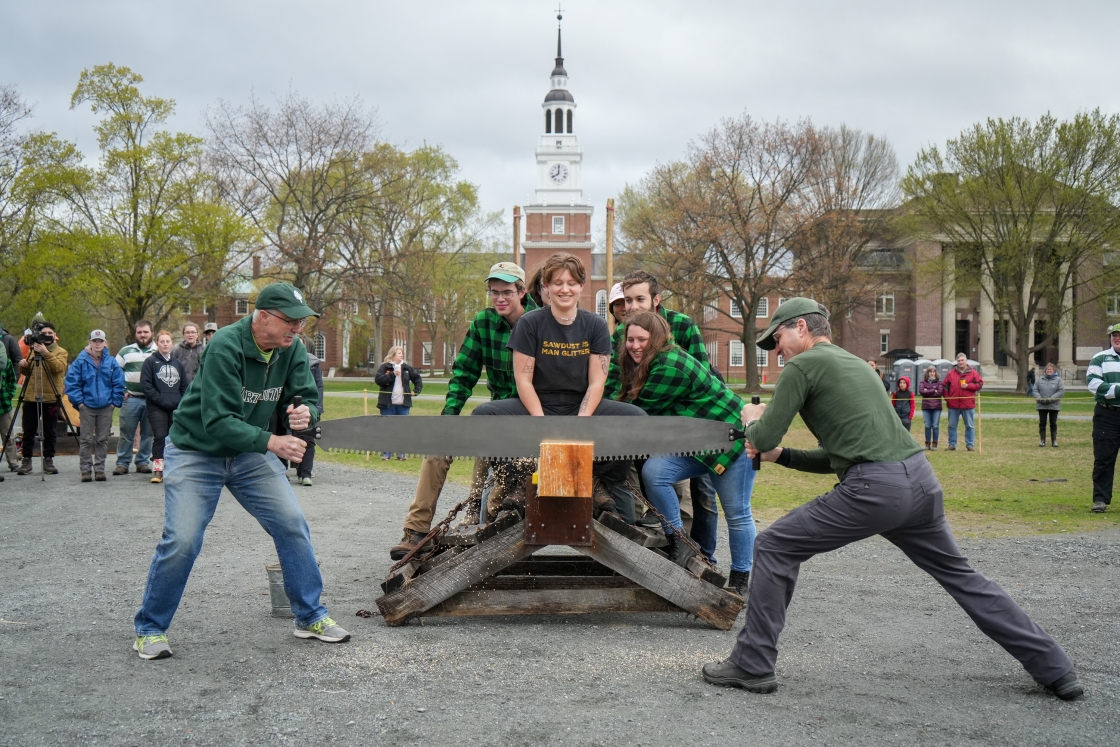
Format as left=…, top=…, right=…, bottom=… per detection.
left=294, top=617, right=351, bottom=643
left=134, top=634, right=172, bottom=659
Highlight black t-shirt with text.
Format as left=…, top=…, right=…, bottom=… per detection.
left=508, top=307, right=612, bottom=410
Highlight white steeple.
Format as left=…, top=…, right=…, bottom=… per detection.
left=534, top=11, right=585, bottom=206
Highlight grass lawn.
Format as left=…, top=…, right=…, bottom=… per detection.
left=317, top=399, right=1116, bottom=537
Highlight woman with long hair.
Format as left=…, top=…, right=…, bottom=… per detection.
left=616, top=310, right=757, bottom=596
left=140, top=330, right=187, bottom=483
left=374, top=346, right=423, bottom=460
left=918, top=365, right=943, bottom=450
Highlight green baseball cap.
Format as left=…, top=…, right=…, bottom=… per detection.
left=755, top=297, right=829, bottom=351
left=254, top=283, right=319, bottom=319
left=1108, top=323, right=1120, bottom=335
left=486, top=261, right=525, bottom=284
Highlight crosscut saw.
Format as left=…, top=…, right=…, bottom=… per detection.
left=317, top=416, right=746, bottom=461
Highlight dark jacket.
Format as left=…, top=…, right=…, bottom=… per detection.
left=171, top=340, right=204, bottom=385
left=375, top=361, right=423, bottom=409
left=918, top=376, right=944, bottom=411
left=891, top=376, right=915, bottom=420
left=168, top=315, right=320, bottom=456
left=64, top=348, right=126, bottom=410
left=0, top=329, right=22, bottom=414
left=141, top=352, right=188, bottom=413
left=309, top=354, right=324, bottom=414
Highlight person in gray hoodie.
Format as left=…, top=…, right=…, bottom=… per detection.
left=1035, top=362, right=1065, bottom=448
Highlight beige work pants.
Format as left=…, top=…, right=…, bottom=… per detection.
left=403, top=456, right=489, bottom=533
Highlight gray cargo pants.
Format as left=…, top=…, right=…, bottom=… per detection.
left=79, top=405, right=114, bottom=474
left=731, top=452, right=1073, bottom=686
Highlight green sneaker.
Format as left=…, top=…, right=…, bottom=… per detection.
left=294, top=617, right=351, bottom=643
left=133, top=634, right=172, bottom=660
left=300, top=476, right=313, bottom=487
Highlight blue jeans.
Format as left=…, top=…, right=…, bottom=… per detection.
left=642, top=454, right=757, bottom=573
left=134, top=441, right=329, bottom=634
left=380, top=405, right=410, bottom=458
left=922, top=409, right=941, bottom=444
left=116, top=395, right=153, bottom=467
left=689, top=474, right=719, bottom=564
left=947, top=408, right=975, bottom=448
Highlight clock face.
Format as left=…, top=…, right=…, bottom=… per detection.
left=549, top=163, right=569, bottom=183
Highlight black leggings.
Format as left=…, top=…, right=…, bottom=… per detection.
left=1038, top=410, right=1058, bottom=442
left=147, top=407, right=174, bottom=460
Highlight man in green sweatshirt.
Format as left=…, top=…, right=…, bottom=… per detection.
left=132, top=283, right=350, bottom=660
left=701, top=298, right=1082, bottom=701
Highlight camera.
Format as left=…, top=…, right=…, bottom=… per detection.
left=24, top=322, right=55, bottom=347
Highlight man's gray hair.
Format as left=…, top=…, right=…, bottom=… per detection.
left=779, top=303, right=832, bottom=338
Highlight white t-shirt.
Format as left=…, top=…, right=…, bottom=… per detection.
left=391, top=363, right=405, bottom=405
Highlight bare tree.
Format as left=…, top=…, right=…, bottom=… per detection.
left=620, top=115, right=827, bottom=390
left=206, top=90, right=379, bottom=316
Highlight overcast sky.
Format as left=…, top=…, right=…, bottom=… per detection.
left=5, top=0, right=1120, bottom=244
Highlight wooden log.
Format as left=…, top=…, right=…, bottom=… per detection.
left=498, top=556, right=613, bottom=577
left=380, top=561, right=419, bottom=594
left=472, top=575, right=640, bottom=591
left=423, top=587, right=679, bottom=618
left=417, top=546, right=466, bottom=574
left=538, top=441, right=593, bottom=497
left=577, top=521, right=743, bottom=630
left=597, top=511, right=669, bottom=549
left=376, top=521, right=532, bottom=626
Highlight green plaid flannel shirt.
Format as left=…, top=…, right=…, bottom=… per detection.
left=605, top=307, right=709, bottom=399
left=443, top=296, right=538, bottom=416
left=623, top=346, right=746, bottom=474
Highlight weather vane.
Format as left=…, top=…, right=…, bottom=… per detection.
left=556, top=4, right=563, bottom=22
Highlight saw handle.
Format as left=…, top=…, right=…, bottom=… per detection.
left=750, top=396, right=762, bottom=470
left=289, top=395, right=321, bottom=443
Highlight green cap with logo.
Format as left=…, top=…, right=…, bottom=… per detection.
left=755, top=297, right=829, bottom=351
left=486, top=261, right=525, bottom=284
left=254, top=283, right=319, bottom=319
left=1108, top=322, right=1120, bottom=335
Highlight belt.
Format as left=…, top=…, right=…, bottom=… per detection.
left=1099, top=402, right=1120, bottom=410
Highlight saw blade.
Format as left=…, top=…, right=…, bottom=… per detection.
left=317, top=415, right=739, bottom=460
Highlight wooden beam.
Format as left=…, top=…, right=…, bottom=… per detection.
left=376, top=520, right=532, bottom=626
left=577, top=521, right=744, bottom=630
left=423, top=587, right=679, bottom=618
left=538, top=441, right=593, bottom=497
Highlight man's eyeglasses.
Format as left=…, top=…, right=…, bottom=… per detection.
left=261, top=309, right=306, bottom=329
left=488, top=290, right=518, bottom=300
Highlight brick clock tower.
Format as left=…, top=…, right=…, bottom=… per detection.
left=522, top=13, right=598, bottom=310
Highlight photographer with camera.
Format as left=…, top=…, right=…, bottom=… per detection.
left=15, top=322, right=68, bottom=475
left=0, top=325, right=22, bottom=473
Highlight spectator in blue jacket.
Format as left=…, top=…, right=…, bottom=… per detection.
left=64, top=329, right=126, bottom=482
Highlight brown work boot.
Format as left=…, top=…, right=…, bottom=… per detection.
left=462, top=499, right=482, bottom=526
left=389, top=529, right=428, bottom=561
left=113, top=464, right=129, bottom=475
left=592, top=478, right=619, bottom=517
left=42, top=458, right=58, bottom=475
left=94, top=472, right=106, bottom=481
left=81, top=472, right=92, bottom=483
left=16, top=458, right=33, bottom=475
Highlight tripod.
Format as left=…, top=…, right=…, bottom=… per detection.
left=0, top=353, right=80, bottom=481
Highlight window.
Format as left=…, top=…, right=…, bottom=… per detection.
left=422, top=342, right=433, bottom=367
left=777, top=297, right=787, bottom=306
left=393, top=337, right=406, bottom=353
left=201, top=303, right=210, bottom=314
left=703, top=304, right=717, bottom=322
left=729, top=299, right=742, bottom=318
left=756, top=297, right=769, bottom=318
left=729, top=340, right=744, bottom=367
left=1108, top=293, right=1120, bottom=316
left=314, top=332, right=326, bottom=360
left=236, top=299, right=250, bottom=315
left=366, top=341, right=377, bottom=365
left=554, top=109, right=563, bottom=134
left=443, top=342, right=456, bottom=365
left=875, top=291, right=895, bottom=317
left=777, top=354, right=785, bottom=367
left=756, top=346, right=768, bottom=369
left=705, top=337, right=718, bottom=367
left=595, top=289, right=607, bottom=319
left=566, top=109, right=573, bottom=133
left=880, top=333, right=889, bottom=355
left=178, top=302, right=191, bottom=314
left=545, top=109, right=552, bottom=134
left=552, top=216, right=565, bottom=234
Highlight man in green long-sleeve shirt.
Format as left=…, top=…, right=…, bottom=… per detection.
left=389, top=262, right=537, bottom=560
left=701, top=297, right=1083, bottom=702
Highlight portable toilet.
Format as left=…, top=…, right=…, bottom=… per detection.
left=914, top=359, right=934, bottom=384
left=934, top=358, right=953, bottom=381
left=893, top=359, right=918, bottom=393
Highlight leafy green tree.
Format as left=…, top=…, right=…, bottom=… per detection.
left=902, top=111, right=1120, bottom=391
left=51, top=64, right=252, bottom=340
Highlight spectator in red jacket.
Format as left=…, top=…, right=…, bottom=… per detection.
left=944, top=353, right=984, bottom=451
left=892, top=376, right=915, bottom=432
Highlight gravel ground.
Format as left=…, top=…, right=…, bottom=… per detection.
left=1, top=456, right=1118, bottom=747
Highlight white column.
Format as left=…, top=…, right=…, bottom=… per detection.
left=941, top=252, right=956, bottom=361
left=978, top=265, right=995, bottom=372
left=1058, top=280, right=1075, bottom=371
